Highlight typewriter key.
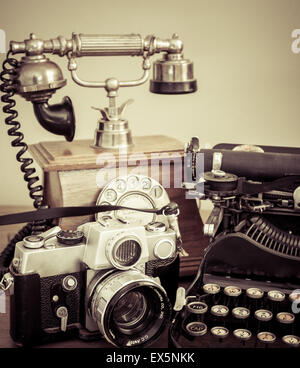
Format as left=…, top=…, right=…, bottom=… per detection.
left=289, top=290, right=300, bottom=303
left=268, top=290, right=285, bottom=302
left=246, top=287, right=264, bottom=310
left=276, top=312, right=295, bottom=324
left=282, top=335, right=300, bottom=347
left=224, top=286, right=242, bottom=307
left=232, top=307, right=250, bottom=319
left=267, top=290, right=285, bottom=314
left=187, top=301, right=208, bottom=315
left=203, top=283, right=220, bottom=294
left=210, top=326, right=229, bottom=342
left=255, top=309, right=273, bottom=333
left=211, top=305, right=229, bottom=327
left=246, top=287, right=264, bottom=299
left=203, top=283, right=221, bottom=304
left=257, top=332, right=276, bottom=346
left=211, top=305, right=229, bottom=317
left=276, top=312, right=295, bottom=337
left=224, top=286, right=242, bottom=297
left=255, top=309, right=273, bottom=322
left=232, top=307, right=250, bottom=329
left=186, top=321, right=207, bottom=337
left=233, top=328, right=252, bottom=345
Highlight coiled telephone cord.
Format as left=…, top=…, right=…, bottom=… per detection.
left=0, top=52, right=50, bottom=278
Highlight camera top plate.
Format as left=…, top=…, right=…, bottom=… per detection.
left=95, top=175, right=170, bottom=225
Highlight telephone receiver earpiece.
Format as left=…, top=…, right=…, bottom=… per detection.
left=16, top=53, right=76, bottom=141
left=33, top=96, right=75, bottom=142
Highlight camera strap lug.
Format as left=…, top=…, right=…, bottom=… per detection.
left=0, top=272, right=14, bottom=292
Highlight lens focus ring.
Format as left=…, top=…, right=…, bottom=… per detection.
left=90, top=270, right=171, bottom=347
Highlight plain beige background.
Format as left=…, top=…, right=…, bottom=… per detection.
left=0, top=0, right=300, bottom=207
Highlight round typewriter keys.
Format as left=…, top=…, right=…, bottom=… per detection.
left=255, top=309, right=273, bottom=322
left=203, top=283, right=221, bottom=304
left=254, top=309, right=273, bottom=332
left=211, top=305, right=229, bottom=317
left=187, top=301, right=208, bottom=315
left=186, top=321, right=207, bottom=337
left=276, top=312, right=296, bottom=337
left=232, top=307, right=250, bottom=329
left=224, top=286, right=242, bottom=297
left=276, top=312, right=295, bottom=324
left=203, top=283, right=220, bottom=295
left=267, top=290, right=286, bottom=314
left=246, top=287, right=264, bottom=310
left=210, top=305, right=229, bottom=327
left=232, top=307, right=251, bottom=319
left=268, top=290, right=285, bottom=302
left=210, top=326, right=229, bottom=343
left=233, top=328, right=252, bottom=346
left=224, top=286, right=242, bottom=308
left=246, top=287, right=264, bottom=299
left=282, top=335, right=300, bottom=347
left=257, top=332, right=276, bottom=347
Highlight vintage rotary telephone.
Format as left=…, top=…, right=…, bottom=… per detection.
left=0, top=32, right=197, bottom=207
left=1, top=32, right=197, bottom=148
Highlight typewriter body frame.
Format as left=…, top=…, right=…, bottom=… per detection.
left=170, top=140, right=300, bottom=348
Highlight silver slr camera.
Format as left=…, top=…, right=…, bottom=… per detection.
left=9, top=217, right=178, bottom=347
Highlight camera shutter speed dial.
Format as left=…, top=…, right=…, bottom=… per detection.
left=56, top=230, right=84, bottom=245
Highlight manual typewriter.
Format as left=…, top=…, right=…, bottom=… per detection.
left=169, top=138, right=300, bottom=348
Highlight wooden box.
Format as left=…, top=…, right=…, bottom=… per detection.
left=29, top=136, right=208, bottom=277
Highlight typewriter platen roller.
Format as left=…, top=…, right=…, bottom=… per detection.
left=170, top=139, right=300, bottom=348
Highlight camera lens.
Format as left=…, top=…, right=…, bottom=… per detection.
left=113, top=291, right=147, bottom=329
left=89, top=270, right=172, bottom=347
left=113, top=239, right=141, bottom=268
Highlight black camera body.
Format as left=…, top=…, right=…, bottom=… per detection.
left=9, top=218, right=179, bottom=347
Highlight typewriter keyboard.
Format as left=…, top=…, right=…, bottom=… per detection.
left=179, top=283, right=300, bottom=348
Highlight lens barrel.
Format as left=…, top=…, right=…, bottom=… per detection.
left=89, top=270, right=172, bottom=347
